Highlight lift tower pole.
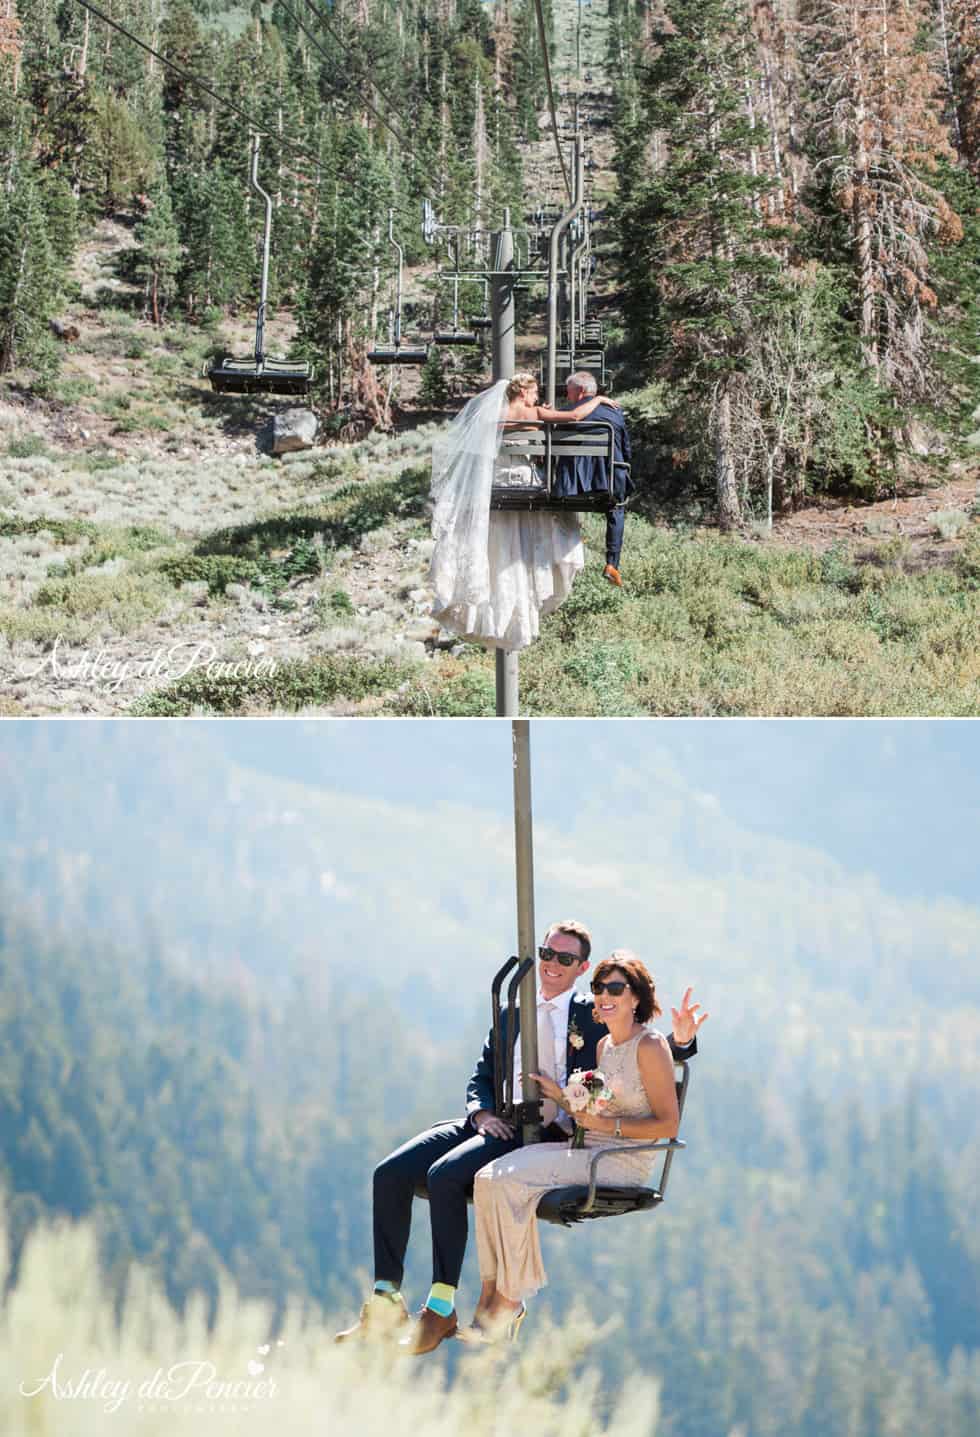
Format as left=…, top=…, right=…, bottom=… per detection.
left=491, top=210, right=519, bottom=717
left=512, top=720, right=541, bottom=1144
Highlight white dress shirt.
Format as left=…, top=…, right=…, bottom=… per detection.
left=514, top=986, right=576, bottom=1131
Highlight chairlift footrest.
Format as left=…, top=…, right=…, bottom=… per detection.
left=536, top=1186, right=662, bottom=1227
left=490, top=489, right=618, bottom=513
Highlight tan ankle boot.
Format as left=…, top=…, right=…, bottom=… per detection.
left=334, top=1291, right=409, bottom=1343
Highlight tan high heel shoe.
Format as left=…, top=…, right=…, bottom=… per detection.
left=458, top=1302, right=527, bottom=1346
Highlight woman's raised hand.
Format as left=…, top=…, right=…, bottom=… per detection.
left=670, top=987, right=709, bottom=1046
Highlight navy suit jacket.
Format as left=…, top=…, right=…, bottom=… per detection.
left=465, top=990, right=695, bottom=1122
left=552, top=402, right=634, bottom=503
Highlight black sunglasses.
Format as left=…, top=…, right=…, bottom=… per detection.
left=538, top=945, right=582, bottom=968
left=591, top=980, right=629, bottom=996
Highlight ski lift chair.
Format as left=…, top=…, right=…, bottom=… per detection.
left=559, top=321, right=606, bottom=351
left=367, top=338, right=430, bottom=366
left=204, top=134, right=314, bottom=397
left=412, top=957, right=688, bottom=1226
left=367, top=211, right=431, bottom=366
left=537, top=1062, right=688, bottom=1225
left=546, top=348, right=606, bottom=390
left=434, top=274, right=480, bottom=347
left=490, top=420, right=629, bottom=513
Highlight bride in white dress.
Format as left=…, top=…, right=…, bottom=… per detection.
left=429, top=372, right=618, bottom=652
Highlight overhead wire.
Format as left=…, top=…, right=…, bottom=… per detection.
left=532, top=0, right=573, bottom=203
left=69, top=0, right=582, bottom=310
left=69, top=0, right=424, bottom=230
left=71, top=0, right=325, bottom=180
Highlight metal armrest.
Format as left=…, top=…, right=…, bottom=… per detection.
left=581, top=1139, right=686, bottom=1213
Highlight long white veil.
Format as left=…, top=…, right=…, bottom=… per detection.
left=429, top=379, right=508, bottom=638
left=428, top=378, right=584, bottom=651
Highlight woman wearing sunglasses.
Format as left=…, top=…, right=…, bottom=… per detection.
left=469, top=951, right=680, bottom=1339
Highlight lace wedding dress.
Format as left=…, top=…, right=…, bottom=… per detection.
left=473, top=1029, right=661, bottom=1302
left=429, top=380, right=584, bottom=651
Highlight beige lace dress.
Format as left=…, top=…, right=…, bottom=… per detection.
left=473, top=1029, right=662, bottom=1302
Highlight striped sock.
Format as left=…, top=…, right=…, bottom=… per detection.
left=425, top=1282, right=455, bottom=1317
left=373, top=1280, right=401, bottom=1301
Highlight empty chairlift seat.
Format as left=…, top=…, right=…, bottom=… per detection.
left=433, top=330, right=480, bottom=347
left=205, top=355, right=314, bottom=396
left=559, top=320, right=606, bottom=350
left=366, top=342, right=431, bottom=365
left=203, top=135, right=314, bottom=398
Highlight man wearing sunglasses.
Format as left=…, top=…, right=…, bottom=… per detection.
left=335, top=918, right=706, bottom=1354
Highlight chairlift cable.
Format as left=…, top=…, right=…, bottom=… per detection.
left=277, top=0, right=430, bottom=211
left=294, top=0, right=408, bottom=151
left=69, top=0, right=422, bottom=231
left=532, top=0, right=573, bottom=203
left=69, top=0, right=327, bottom=180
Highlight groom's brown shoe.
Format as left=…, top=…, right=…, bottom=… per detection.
left=603, top=563, right=623, bottom=588
left=399, top=1305, right=458, bottom=1355
left=334, top=1291, right=409, bottom=1343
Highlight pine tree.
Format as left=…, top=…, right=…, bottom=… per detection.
left=798, top=0, right=962, bottom=396
left=134, top=180, right=182, bottom=325
left=418, top=344, right=449, bottom=407
left=0, top=167, right=61, bottom=378
left=297, top=120, right=392, bottom=410
left=178, top=164, right=253, bottom=320
left=616, top=0, right=793, bottom=527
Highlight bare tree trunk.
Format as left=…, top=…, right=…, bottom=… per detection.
left=743, top=60, right=760, bottom=217
left=853, top=92, right=879, bottom=376
left=714, top=383, right=741, bottom=530
left=474, top=76, right=486, bottom=229
left=79, top=9, right=90, bottom=77
left=760, top=52, right=784, bottom=213
left=937, top=0, right=964, bottom=150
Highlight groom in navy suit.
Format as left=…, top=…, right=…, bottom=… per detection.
left=553, top=371, right=634, bottom=587
left=335, top=919, right=705, bottom=1355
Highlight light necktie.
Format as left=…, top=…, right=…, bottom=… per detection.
left=537, top=1001, right=558, bottom=1127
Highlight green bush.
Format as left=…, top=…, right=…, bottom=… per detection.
left=5, top=434, right=49, bottom=459
left=132, top=654, right=414, bottom=716
left=159, top=553, right=267, bottom=596
left=931, top=509, right=969, bottom=541
left=387, top=666, right=496, bottom=717
left=0, top=514, right=99, bottom=543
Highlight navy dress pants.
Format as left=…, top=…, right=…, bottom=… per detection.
left=373, top=1120, right=520, bottom=1289
left=605, top=506, right=625, bottom=567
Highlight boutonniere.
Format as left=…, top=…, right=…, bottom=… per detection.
left=568, top=1017, right=585, bottom=1051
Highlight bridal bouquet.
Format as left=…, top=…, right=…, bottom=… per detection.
left=563, top=1068, right=614, bottom=1149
